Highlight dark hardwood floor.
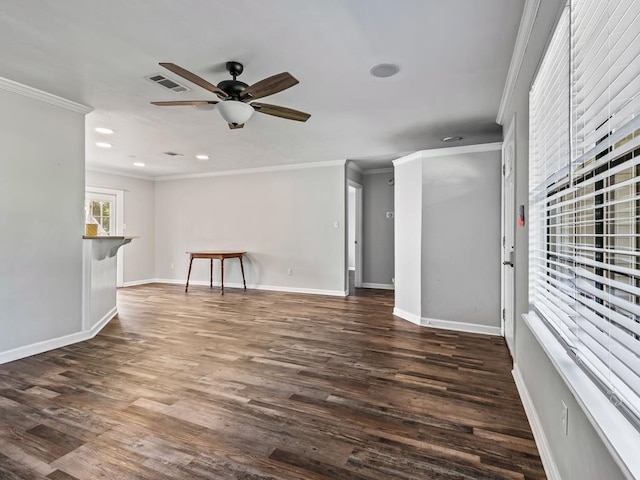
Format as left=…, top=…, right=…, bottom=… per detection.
left=0, top=284, right=545, bottom=479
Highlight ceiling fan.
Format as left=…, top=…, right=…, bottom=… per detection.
left=151, top=61, right=311, bottom=129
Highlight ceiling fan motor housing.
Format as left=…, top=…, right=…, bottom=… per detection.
left=217, top=79, right=249, bottom=99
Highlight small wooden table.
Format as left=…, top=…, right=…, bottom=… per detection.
left=185, top=251, right=246, bottom=295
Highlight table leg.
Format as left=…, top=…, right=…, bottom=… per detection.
left=220, top=258, right=225, bottom=295
left=239, top=257, right=247, bottom=290
left=210, top=259, right=213, bottom=288
left=185, top=256, right=194, bottom=292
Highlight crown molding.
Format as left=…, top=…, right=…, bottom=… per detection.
left=496, top=0, right=541, bottom=125
left=346, top=161, right=363, bottom=173
left=0, top=76, right=92, bottom=115
left=363, top=167, right=394, bottom=175
left=394, top=143, right=503, bottom=166
left=156, top=159, right=347, bottom=181
left=86, top=167, right=156, bottom=182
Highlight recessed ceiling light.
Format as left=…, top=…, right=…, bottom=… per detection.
left=95, top=127, right=114, bottom=134
left=133, top=162, right=146, bottom=167
left=370, top=63, right=400, bottom=78
left=441, top=136, right=463, bottom=143
left=196, top=154, right=210, bottom=160
left=96, top=142, right=112, bottom=148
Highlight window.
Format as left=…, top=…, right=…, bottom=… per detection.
left=87, top=198, right=112, bottom=235
left=529, top=0, right=640, bottom=428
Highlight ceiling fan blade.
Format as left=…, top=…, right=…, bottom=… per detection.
left=159, top=63, right=229, bottom=99
left=151, top=101, right=218, bottom=106
left=228, top=123, right=244, bottom=129
left=240, top=72, right=299, bottom=100
left=251, top=102, right=310, bottom=122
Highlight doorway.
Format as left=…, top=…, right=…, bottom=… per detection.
left=347, top=180, right=363, bottom=294
left=501, top=115, right=516, bottom=356
left=85, top=186, right=125, bottom=287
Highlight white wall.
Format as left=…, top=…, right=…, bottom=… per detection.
left=421, top=150, right=501, bottom=331
left=154, top=164, right=346, bottom=295
left=393, top=156, right=422, bottom=322
left=502, top=0, right=628, bottom=477
left=0, top=88, right=85, bottom=355
left=85, top=171, right=156, bottom=285
left=362, top=171, right=395, bottom=287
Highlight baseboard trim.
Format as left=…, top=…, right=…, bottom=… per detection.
left=513, top=365, right=561, bottom=480
left=153, top=278, right=347, bottom=297
left=87, top=307, right=118, bottom=337
left=122, top=278, right=156, bottom=287
left=421, top=317, right=502, bottom=336
left=0, top=308, right=117, bottom=365
left=393, top=308, right=422, bottom=325
left=362, top=282, right=395, bottom=290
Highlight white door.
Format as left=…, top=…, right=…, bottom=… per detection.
left=86, top=187, right=125, bottom=287
left=501, top=117, right=516, bottom=356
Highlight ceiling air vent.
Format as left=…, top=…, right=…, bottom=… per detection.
left=163, top=151, right=183, bottom=157
left=145, top=73, right=190, bottom=93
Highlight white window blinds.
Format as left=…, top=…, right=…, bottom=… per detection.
left=529, top=0, right=640, bottom=425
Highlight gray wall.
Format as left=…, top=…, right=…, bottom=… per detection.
left=85, top=171, right=156, bottom=284
left=362, top=171, right=394, bottom=287
left=421, top=151, right=501, bottom=329
left=503, top=0, right=627, bottom=477
left=0, top=89, right=85, bottom=353
left=154, top=165, right=346, bottom=294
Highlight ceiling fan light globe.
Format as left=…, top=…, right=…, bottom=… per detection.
left=217, top=100, right=254, bottom=125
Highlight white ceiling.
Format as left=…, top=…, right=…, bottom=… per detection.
left=0, top=0, right=523, bottom=178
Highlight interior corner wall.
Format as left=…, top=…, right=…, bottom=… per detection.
left=362, top=172, right=394, bottom=287
left=421, top=151, right=501, bottom=331
left=0, top=89, right=85, bottom=353
left=393, top=158, right=422, bottom=321
left=154, top=165, right=346, bottom=295
left=85, top=171, right=156, bottom=284
left=503, top=0, right=627, bottom=477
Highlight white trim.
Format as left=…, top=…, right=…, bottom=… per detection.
left=363, top=167, right=394, bottom=175
left=0, top=308, right=116, bottom=365
left=154, top=278, right=347, bottom=297
left=346, top=161, right=363, bottom=173
left=122, top=279, right=156, bottom=287
left=393, top=308, right=422, bottom=325
left=362, top=282, right=395, bottom=290
left=394, top=143, right=503, bottom=167
left=393, top=151, right=424, bottom=167
left=421, top=317, right=502, bottom=336
left=496, top=0, right=541, bottom=125
left=0, top=76, right=92, bottom=115
left=157, top=159, right=347, bottom=181
left=86, top=167, right=155, bottom=182
left=523, top=312, right=640, bottom=480
left=512, top=365, right=562, bottom=480
left=347, top=179, right=364, bottom=289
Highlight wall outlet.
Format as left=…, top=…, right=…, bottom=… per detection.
left=561, top=401, right=569, bottom=436
left=334, top=221, right=339, bottom=228
left=170, top=263, right=174, bottom=269
left=386, top=212, right=394, bottom=219
left=287, top=268, right=293, bottom=276
left=391, top=277, right=395, bottom=284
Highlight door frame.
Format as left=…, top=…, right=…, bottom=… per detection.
left=347, top=179, right=363, bottom=290
left=501, top=114, right=516, bottom=356
left=86, top=186, right=125, bottom=287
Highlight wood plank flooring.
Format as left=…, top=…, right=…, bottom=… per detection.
left=0, top=284, right=545, bottom=479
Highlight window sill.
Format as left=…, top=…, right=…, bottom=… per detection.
left=523, top=312, right=640, bottom=480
